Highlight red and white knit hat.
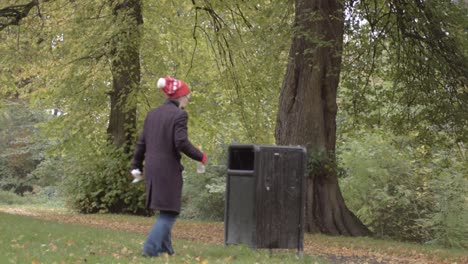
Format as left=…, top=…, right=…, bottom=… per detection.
left=157, top=76, right=190, bottom=99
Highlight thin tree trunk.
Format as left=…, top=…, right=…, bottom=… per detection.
left=107, top=0, right=142, bottom=153
left=275, top=0, right=370, bottom=236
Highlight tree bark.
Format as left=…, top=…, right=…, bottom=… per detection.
left=275, top=0, right=370, bottom=236
left=107, top=0, right=143, bottom=153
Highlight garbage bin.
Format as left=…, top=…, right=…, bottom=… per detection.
left=224, top=144, right=306, bottom=251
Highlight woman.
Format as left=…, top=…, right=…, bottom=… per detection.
left=131, top=76, right=207, bottom=257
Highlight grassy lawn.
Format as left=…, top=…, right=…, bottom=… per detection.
left=0, top=192, right=466, bottom=264
left=0, top=212, right=325, bottom=264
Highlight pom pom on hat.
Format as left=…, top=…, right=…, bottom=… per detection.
left=157, top=78, right=166, bottom=89
left=157, top=76, right=190, bottom=99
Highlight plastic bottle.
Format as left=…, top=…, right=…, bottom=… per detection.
left=196, top=162, right=205, bottom=174
left=197, top=145, right=206, bottom=174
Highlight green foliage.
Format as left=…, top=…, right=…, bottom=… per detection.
left=338, top=1, right=467, bottom=247
left=28, top=157, right=64, bottom=187
left=62, top=143, right=149, bottom=215
left=0, top=190, right=27, bottom=205
left=424, top=150, right=468, bottom=249
left=0, top=0, right=288, bottom=216
left=0, top=186, right=64, bottom=207
left=339, top=131, right=429, bottom=241
left=140, top=1, right=291, bottom=146
left=0, top=100, right=51, bottom=194
left=341, top=0, right=468, bottom=144
left=0, top=0, right=288, bottom=218
left=1, top=2, right=467, bottom=251
left=339, top=130, right=468, bottom=248
left=182, top=146, right=227, bottom=220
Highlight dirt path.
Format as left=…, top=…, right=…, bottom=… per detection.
left=0, top=207, right=464, bottom=264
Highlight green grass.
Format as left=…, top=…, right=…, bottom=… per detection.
left=0, top=213, right=326, bottom=264
left=1, top=195, right=466, bottom=264
left=0, top=190, right=64, bottom=208
left=0, top=190, right=28, bottom=205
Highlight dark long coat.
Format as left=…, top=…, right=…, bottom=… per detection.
left=131, top=99, right=203, bottom=213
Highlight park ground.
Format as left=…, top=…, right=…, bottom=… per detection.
left=0, top=205, right=467, bottom=264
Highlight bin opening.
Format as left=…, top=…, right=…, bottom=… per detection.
left=229, top=147, right=254, bottom=170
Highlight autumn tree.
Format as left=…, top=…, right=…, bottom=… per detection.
left=275, top=0, right=370, bottom=235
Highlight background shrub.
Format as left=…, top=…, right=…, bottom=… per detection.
left=338, top=130, right=467, bottom=249
left=424, top=150, right=468, bottom=249
left=181, top=146, right=227, bottom=220
left=62, top=143, right=150, bottom=215
left=0, top=190, right=27, bottom=205
left=0, top=101, right=49, bottom=195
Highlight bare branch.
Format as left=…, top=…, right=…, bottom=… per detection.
left=0, top=0, right=39, bottom=31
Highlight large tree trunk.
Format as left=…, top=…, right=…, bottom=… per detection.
left=107, top=0, right=142, bottom=153
left=275, top=0, right=370, bottom=236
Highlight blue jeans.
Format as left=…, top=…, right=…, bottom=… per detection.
left=142, top=211, right=178, bottom=257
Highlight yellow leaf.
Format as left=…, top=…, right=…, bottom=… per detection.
left=32, top=259, right=39, bottom=264
left=195, top=256, right=208, bottom=264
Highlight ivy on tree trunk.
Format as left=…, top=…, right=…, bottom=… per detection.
left=107, top=0, right=143, bottom=153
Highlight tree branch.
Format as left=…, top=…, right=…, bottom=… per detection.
left=0, top=0, right=39, bottom=31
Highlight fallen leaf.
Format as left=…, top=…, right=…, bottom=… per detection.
left=49, top=243, right=58, bottom=251
left=11, top=242, right=24, bottom=249
left=121, top=247, right=128, bottom=254
left=195, top=256, right=208, bottom=264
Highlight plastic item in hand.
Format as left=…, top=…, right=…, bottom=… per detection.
left=131, top=169, right=143, bottom=183
left=196, top=163, right=205, bottom=174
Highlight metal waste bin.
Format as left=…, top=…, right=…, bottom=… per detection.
left=224, top=144, right=306, bottom=251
